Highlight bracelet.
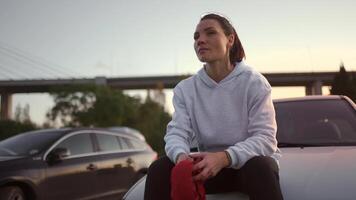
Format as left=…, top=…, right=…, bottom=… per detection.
left=224, top=150, right=232, bottom=167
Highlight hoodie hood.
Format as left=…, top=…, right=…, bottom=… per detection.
left=197, top=61, right=247, bottom=88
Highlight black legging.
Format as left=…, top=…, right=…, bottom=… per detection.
left=144, top=156, right=284, bottom=200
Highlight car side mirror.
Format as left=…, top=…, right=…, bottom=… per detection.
left=47, top=148, right=70, bottom=163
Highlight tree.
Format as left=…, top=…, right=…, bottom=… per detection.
left=134, top=98, right=171, bottom=156
left=352, top=73, right=356, bottom=101
left=46, top=85, right=96, bottom=126
left=0, top=104, right=37, bottom=140
left=47, top=85, right=140, bottom=127
left=330, top=63, right=356, bottom=102
left=14, top=104, right=31, bottom=123
left=46, top=84, right=172, bottom=155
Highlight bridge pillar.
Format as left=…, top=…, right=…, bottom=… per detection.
left=0, top=93, right=12, bottom=120
left=306, top=80, right=322, bottom=95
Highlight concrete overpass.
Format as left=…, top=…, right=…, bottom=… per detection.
left=1, top=71, right=354, bottom=119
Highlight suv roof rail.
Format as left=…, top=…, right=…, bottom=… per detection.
left=108, top=127, right=146, bottom=141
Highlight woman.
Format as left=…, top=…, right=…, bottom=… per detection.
left=145, top=13, right=283, bottom=200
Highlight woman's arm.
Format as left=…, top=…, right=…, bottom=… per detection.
left=164, top=85, right=195, bottom=164
left=226, top=89, right=278, bottom=169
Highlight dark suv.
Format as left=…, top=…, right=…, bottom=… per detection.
left=0, top=128, right=157, bottom=200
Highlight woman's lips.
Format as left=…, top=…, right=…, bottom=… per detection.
left=198, top=48, right=209, bottom=54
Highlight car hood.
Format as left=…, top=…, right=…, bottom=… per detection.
left=0, top=156, right=24, bottom=162
left=123, top=176, right=249, bottom=200
left=124, top=146, right=356, bottom=200
left=279, top=146, right=356, bottom=200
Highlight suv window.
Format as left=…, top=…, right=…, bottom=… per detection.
left=96, top=133, right=121, bottom=152
left=56, top=133, right=94, bottom=156
left=130, top=139, right=145, bottom=150
left=118, top=136, right=133, bottom=150
left=118, top=136, right=145, bottom=150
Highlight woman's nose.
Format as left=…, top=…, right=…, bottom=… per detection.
left=196, top=36, right=206, bottom=46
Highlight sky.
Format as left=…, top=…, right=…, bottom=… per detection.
left=0, top=0, right=356, bottom=124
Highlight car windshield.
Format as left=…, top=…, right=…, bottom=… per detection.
left=0, top=130, right=65, bottom=156
left=275, top=99, right=356, bottom=147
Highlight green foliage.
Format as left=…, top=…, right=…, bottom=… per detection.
left=46, top=85, right=97, bottom=126
left=330, top=65, right=356, bottom=102
left=46, top=85, right=171, bottom=154
left=47, top=85, right=140, bottom=127
left=134, top=98, right=171, bottom=156
left=0, top=103, right=36, bottom=140
left=0, top=120, right=37, bottom=140
left=14, top=103, right=31, bottom=123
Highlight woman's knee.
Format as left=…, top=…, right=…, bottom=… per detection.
left=241, top=156, right=283, bottom=199
left=147, top=156, right=174, bottom=176
left=243, top=156, right=279, bottom=181
left=145, top=156, right=174, bottom=200
left=246, top=156, right=278, bottom=171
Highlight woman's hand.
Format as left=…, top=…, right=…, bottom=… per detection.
left=190, top=152, right=230, bottom=182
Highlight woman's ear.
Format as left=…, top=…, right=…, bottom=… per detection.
left=227, top=34, right=235, bottom=47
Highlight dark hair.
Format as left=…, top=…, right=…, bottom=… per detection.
left=200, top=13, right=245, bottom=64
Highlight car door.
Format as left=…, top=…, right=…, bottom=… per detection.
left=42, top=132, right=98, bottom=200
left=92, top=132, right=138, bottom=199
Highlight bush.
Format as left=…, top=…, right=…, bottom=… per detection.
left=0, top=120, right=37, bottom=140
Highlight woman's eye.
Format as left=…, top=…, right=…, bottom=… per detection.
left=194, top=34, right=199, bottom=40
left=207, top=31, right=216, bottom=35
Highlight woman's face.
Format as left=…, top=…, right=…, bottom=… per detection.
left=194, top=19, right=234, bottom=63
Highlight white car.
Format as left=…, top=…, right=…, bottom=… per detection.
left=123, top=95, right=356, bottom=200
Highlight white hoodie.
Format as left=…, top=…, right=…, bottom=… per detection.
left=164, top=61, right=281, bottom=169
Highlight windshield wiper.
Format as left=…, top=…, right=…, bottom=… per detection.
left=0, top=147, right=17, bottom=156
left=278, top=142, right=356, bottom=148
left=278, top=143, right=321, bottom=148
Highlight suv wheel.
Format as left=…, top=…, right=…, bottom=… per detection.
left=0, top=186, right=25, bottom=200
